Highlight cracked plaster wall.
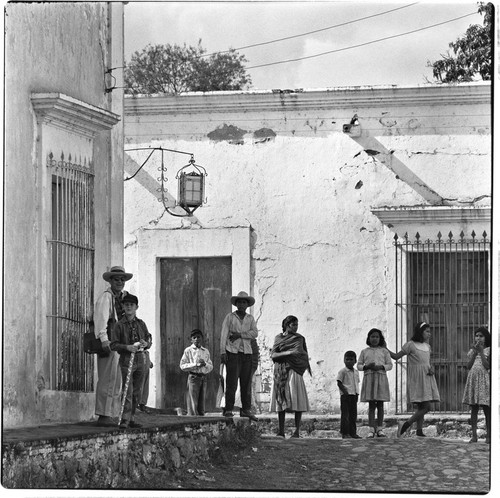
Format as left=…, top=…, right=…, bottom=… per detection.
left=4, top=3, right=120, bottom=428
left=124, top=86, right=491, bottom=413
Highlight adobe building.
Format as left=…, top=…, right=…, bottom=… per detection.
left=3, top=2, right=125, bottom=428
left=124, top=82, right=491, bottom=416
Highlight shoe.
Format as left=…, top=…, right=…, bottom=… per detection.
left=341, top=434, right=352, bottom=439
left=96, top=416, right=116, bottom=427
left=397, top=421, right=409, bottom=438
left=376, top=429, right=387, bottom=438
left=137, top=404, right=153, bottom=414
left=223, top=410, right=234, bottom=418
left=128, top=421, right=143, bottom=428
left=416, top=430, right=426, bottom=437
left=119, top=419, right=129, bottom=429
left=291, top=431, right=300, bottom=438
left=240, top=410, right=258, bottom=421
left=351, top=434, right=361, bottom=439
left=367, top=428, right=375, bottom=438
left=276, top=432, right=285, bottom=438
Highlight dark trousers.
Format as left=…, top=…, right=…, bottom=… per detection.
left=340, top=394, right=358, bottom=436
left=225, top=351, right=252, bottom=412
left=186, top=374, right=207, bottom=416
left=119, top=352, right=147, bottom=422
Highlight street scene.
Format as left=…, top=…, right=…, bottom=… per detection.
left=3, top=1, right=494, bottom=493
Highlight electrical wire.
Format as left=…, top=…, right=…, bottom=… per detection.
left=246, top=11, right=478, bottom=70
left=200, top=2, right=419, bottom=57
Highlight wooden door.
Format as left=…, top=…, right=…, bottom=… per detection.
left=160, top=257, right=232, bottom=411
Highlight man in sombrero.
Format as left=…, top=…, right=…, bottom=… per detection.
left=94, top=265, right=132, bottom=426
left=220, top=291, right=258, bottom=421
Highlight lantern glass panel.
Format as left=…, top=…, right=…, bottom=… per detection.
left=179, top=172, right=203, bottom=207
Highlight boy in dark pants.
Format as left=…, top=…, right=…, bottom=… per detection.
left=337, top=350, right=361, bottom=439
left=110, top=294, right=152, bottom=429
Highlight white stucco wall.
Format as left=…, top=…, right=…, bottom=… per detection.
left=123, top=83, right=491, bottom=414
left=3, top=3, right=124, bottom=428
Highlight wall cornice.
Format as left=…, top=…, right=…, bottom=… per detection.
left=124, top=83, right=491, bottom=116
left=372, top=206, right=491, bottom=225
left=31, top=93, right=121, bottom=138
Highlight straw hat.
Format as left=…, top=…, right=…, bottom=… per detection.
left=230, top=291, right=255, bottom=307
left=102, top=266, right=133, bottom=282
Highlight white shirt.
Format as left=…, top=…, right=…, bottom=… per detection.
left=180, top=344, right=213, bottom=375
left=220, top=311, right=258, bottom=355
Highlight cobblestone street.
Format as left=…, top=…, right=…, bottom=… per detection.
left=167, top=434, right=490, bottom=493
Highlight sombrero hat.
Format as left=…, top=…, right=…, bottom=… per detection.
left=103, top=266, right=133, bottom=282
left=230, top=291, right=255, bottom=307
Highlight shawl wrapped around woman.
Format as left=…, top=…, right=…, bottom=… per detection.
left=271, top=332, right=311, bottom=408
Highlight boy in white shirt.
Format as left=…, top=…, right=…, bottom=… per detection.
left=180, top=329, right=213, bottom=416
left=337, top=350, right=361, bottom=439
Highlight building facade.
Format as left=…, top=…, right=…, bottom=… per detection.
left=123, top=83, right=491, bottom=415
left=3, top=3, right=125, bottom=428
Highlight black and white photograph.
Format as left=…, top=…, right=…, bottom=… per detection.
left=2, top=0, right=495, bottom=495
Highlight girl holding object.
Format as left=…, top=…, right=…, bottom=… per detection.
left=357, top=328, right=393, bottom=438
left=462, top=326, right=491, bottom=443
left=387, top=321, right=440, bottom=437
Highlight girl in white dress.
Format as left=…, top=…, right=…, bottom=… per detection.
left=387, top=321, right=440, bottom=437
left=357, top=328, right=393, bottom=437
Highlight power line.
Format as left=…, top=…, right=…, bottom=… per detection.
left=201, top=2, right=419, bottom=57
left=246, top=11, right=477, bottom=70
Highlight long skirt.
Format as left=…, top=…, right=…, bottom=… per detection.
left=270, top=369, right=310, bottom=412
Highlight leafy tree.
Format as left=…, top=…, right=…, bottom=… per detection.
left=427, top=2, right=492, bottom=83
left=124, top=41, right=251, bottom=95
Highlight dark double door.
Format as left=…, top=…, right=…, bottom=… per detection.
left=160, top=257, right=232, bottom=411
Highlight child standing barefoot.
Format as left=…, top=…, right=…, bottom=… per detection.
left=462, top=327, right=491, bottom=443
left=387, top=321, right=440, bottom=437
left=357, top=328, right=392, bottom=437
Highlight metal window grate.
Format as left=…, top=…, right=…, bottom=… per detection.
left=47, top=152, right=95, bottom=392
left=394, top=230, right=490, bottom=414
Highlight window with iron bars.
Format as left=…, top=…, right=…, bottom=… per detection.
left=394, top=230, right=490, bottom=413
left=48, top=152, right=95, bottom=392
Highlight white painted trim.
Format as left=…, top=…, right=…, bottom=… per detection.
left=371, top=206, right=491, bottom=225
left=31, top=93, right=121, bottom=138
left=135, top=227, right=251, bottom=408
left=125, top=83, right=491, bottom=116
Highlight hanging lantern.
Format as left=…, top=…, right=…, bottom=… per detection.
left=124, top=147, right=207, bottom=218
left=176, top=158, right=207, bottom=216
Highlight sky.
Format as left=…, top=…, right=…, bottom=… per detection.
left=124, top=0, right=484, bottom=90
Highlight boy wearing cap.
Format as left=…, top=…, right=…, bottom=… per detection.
left=180, top=329, right=213, bottom=416
left=94, top=265, right=132, bottom=426
left=110, top=293, right=152, bottom=429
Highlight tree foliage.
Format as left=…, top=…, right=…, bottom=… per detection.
left=124, top=41, right=252, bottom=95
left=427, top=2, right=492, bottom=83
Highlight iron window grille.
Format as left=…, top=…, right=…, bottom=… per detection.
left=394, top=230, right=490, bottom=414
left=47, top=152, right=95, bottom=392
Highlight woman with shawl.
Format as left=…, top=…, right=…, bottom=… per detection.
left=270, top=315, right=311, bottom=438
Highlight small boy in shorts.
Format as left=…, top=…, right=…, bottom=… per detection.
left=337, top=350, right=361, bottom=439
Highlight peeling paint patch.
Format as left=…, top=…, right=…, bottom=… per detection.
left=355, top=180, right=363, bottom=189
left=253, top=128, right=276, bottom=143
left=207, top=124, right=247, bottom=142
left=364, top=149, right=380, bottom=156
left=407, top=118, right=421, bottom=130
left=379, top=117, right=397, bottom=127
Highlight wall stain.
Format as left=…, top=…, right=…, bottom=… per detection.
left=207, top=124, right=247, bottom=143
